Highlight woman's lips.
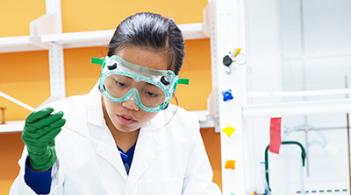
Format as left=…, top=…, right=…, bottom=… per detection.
left=116, top=114, right=137, bottom=126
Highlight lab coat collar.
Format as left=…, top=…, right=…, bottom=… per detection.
left=86, top=82, right=165, bottom=182
left=86, top=82, right=128, bottom=179
left=126, top=114, right=164, bottom=186
left=87, top=82, right=105, bottom=127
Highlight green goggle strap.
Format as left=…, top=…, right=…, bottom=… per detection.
left=177, top=78, right=189, bottom=85
left=172, top=78, right=190, bottom=92
left=91, top=57, right=105, bottom=68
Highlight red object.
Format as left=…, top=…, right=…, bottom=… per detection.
left=269, top=117, right=282, bottom=154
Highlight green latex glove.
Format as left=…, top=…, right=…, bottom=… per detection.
left=22, top=107, right=66, bottom=171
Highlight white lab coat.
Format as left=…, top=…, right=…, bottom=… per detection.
left=10, top=84, right=222, bottom=195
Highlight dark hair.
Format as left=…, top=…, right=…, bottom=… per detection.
left=108, top=12, right=184, bottom=75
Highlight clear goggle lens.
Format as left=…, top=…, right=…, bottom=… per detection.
left=104, top=74, right=166, bottom=108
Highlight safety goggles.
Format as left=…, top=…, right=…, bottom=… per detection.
left=92, top=55, right=189, bottom=112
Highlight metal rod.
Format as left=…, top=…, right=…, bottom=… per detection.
left=347, top=111, right=350, bottom=192
left=286, top=126, right=347, bottom=132
left=345, top=75, right=351, bottom=192
left=298, top=0, right=310, bottom=177
left=303, top=118, right=310, bottom=176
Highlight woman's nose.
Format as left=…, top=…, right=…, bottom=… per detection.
left=121, top=97, right=139, bottom=111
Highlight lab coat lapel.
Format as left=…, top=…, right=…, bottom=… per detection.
left=92, top=137, right=128, bottom=179
left=127, top=119, right=163, bottom=186
left=86, top=83, right=128, bottom=179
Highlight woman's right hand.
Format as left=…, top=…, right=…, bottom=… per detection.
left=21, top=107, right=66, bottom=171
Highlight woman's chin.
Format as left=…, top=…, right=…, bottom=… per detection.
left=113, top=119, right=139, bottom=133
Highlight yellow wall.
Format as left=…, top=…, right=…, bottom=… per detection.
left=0, top=0, right=221, bottom=194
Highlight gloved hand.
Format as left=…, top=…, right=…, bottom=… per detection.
left=22, top=107, right=66, bottom=171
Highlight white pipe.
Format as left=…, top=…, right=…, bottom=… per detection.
left=244, top=99, right=351, bottom=117
left=282, top=53, right=351, bottom=62
left=248, top=88, right=351, bottom=98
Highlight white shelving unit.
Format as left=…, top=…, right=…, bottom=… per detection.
left=0, top=0, right=211, bottom=133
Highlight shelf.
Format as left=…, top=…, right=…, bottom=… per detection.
left=0, top=36, right=43, bottom=53
left=41, top=29, right=113, bottom=48
left=192, top=110, right=215, bottom=128
left=0, top=110, right=215, bottom=133
left=0, top=23, right=208, bottom=53
left=40, top=23, right=208, bottom=49
left=179, top=23, right=209, bottom=40
left=0, top=120, right=24, bottom=133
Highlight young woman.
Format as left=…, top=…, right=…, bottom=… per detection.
left=10, top=12, right=221, bottom=195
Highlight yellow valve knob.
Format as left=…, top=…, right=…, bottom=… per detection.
left=233, top=48, right=241, bottom=57
left=222, top=124, right=236, bottom=137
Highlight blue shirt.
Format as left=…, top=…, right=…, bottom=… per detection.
left=24, top=144, right=136, bottom=194
left=118, top=144, right=136, bottom=175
